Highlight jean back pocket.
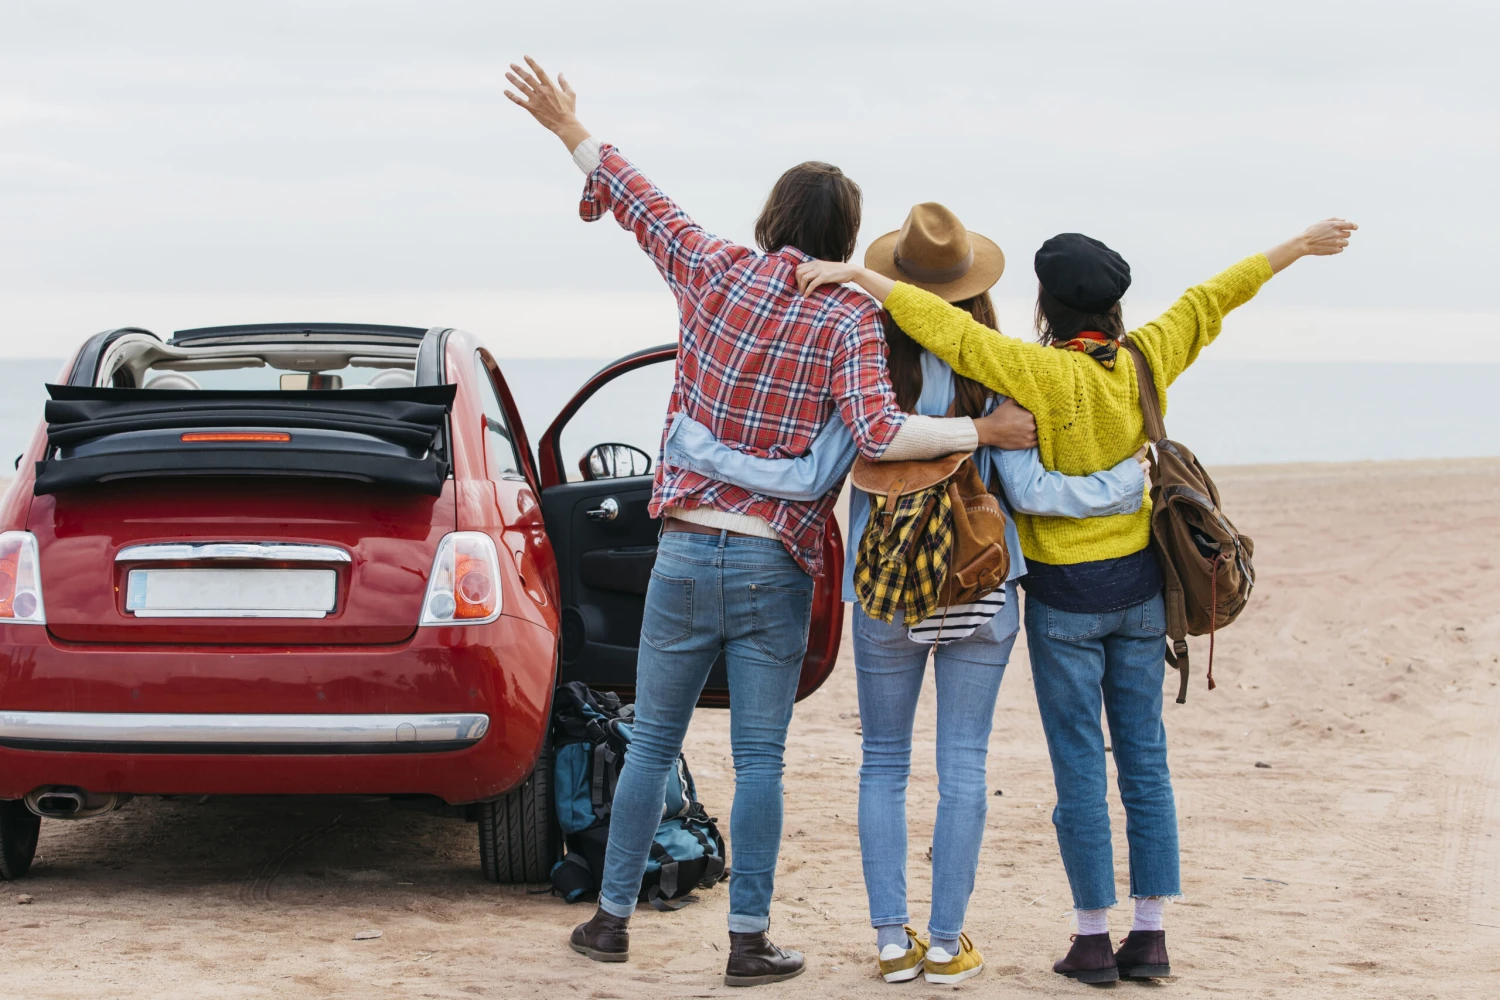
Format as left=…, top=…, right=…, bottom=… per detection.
left=748, top=583, right=814, bottom=664
left=1045, top=607, right=1107, bottom=643
left=641, top=570, right=694, bottom=650
left=1137, top=594, right=1167, bottom=636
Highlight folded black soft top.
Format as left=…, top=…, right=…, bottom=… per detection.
left=35, top=384, right=457, bottom=496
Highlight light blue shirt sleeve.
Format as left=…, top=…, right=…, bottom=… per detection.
left=660, top=410, right=856, bottom=503
left=662, top=394, right=1145, bottom=518
left=993, top=446, right=1146, bottom=519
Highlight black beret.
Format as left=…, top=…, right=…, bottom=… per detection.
left=1034, top=233, right=1131, bottom=312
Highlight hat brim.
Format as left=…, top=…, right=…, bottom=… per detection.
left=864, top=229, right=1006, bottom=303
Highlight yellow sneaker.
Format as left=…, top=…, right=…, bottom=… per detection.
left=924, top=932, right=984, bottom=984
left=877, top=926, right=928, bottom=983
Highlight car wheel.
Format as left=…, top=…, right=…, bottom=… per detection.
left=478, top=733, right=560, bottom=884
left=0, top=799, right=41, bottom=880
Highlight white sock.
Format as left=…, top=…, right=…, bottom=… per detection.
left=1076, top=908, right=1109, bottom=936
left=1132, top=897, right=1165, bottom=932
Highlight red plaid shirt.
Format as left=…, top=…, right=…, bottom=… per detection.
left=579, top=145, right=907, bottom=574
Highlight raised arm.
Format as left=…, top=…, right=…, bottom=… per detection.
left=505, top=56, right=740, bottom=298
left=796, top=260, right=1076, bottom=417
left=1128, top=218, right=1358, bottom=395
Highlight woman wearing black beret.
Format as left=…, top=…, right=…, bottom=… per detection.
left=796, top=217, right=1357, bottom=983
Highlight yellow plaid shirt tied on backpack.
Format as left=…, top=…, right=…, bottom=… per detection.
left=851, top=446, right=1011, bottom=631
left=854, top=480, right=955, bottom=625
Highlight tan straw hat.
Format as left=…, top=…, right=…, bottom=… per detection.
left=864, top=202, right=1005, bottom=302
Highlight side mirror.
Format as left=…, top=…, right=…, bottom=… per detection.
left=579, top=443, right=652, bottom=481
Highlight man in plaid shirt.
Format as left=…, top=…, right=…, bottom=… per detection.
left=507, top=57, right=1027, bottom=985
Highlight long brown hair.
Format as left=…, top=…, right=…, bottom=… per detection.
left=883, top=292, right=996, bottom=418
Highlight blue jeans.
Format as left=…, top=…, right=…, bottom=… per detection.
left=1024, top=592, right=1180, bottom=910
left=598, top=530, right=813, bottom=933
left=853, top=582, right=1020, bottom=940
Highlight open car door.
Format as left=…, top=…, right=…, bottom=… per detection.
left=536, top=345, right=843, bottom=708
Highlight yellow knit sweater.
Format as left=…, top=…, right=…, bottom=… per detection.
left=884, top=253, right=1275, bottom=566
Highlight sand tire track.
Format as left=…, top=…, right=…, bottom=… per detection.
left=237, top=814, right=342, bottom=905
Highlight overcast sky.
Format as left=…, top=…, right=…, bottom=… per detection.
left=0, top=0, right=1495, bottom=361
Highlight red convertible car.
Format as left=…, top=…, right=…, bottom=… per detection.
left=0, top=323, right=843, bottom=882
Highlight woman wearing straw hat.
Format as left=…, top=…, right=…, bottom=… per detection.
left=664, top=202, right=1149, bottom=985
left=794, top=216, right=1357, bottom=983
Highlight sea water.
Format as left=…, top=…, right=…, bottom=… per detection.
left=499, top=358, right=1500, bottom=473
left=2, top=358, right=1494, bottom=479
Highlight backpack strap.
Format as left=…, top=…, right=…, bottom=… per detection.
left=645, top=885, right=692, bottom=911
left=645, top=842, right=693, bottom=910
left=650, top=842, right=680, bottom=898
left=1165, top=637, right=1191, bottom=705
left=1126, top=339, right=1193, bottom=703
left=684, top=818, right=727, bottom=886
left=590, top=744, right=617, bottom=819
left=1123, top=340, right=1167, bottom=445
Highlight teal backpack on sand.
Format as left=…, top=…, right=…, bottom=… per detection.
left=549, top=682, right=727, bottom=909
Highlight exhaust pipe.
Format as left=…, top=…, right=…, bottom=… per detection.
left=24, top=786, right=130, bottom=820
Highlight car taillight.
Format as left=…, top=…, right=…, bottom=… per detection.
left=0, top=531, right=46, bottom=625
left=420, top=532, right=502, bottom=626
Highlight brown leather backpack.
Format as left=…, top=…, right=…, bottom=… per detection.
left=851, top=450, right=1010, bottom=617
left=1124, top=340, right=1256, bottom=703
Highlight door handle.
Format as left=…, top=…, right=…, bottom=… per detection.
left=586, top=497, right=620, bottom=522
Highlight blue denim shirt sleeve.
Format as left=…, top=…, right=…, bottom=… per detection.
left=993, top=446, right=1146, bottom=519
left=661, top=410, right=856, bottom=503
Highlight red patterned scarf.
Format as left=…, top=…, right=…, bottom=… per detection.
left=1056, top=330, right=1119, bottom=369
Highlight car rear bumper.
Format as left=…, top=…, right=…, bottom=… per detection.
left=0, top=617, right=557, bottom=804
left=0, top=711, right=491, bottom=754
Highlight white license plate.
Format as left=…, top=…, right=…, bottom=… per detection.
left=125, top=568, right=338, bottom=618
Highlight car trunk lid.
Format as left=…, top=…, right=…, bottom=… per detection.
left=31, top=479, right=454, bottom=644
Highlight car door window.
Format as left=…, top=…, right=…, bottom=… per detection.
left=557, top=361, right=674, bottom=482
left=473, top=352, right=523, bottom=480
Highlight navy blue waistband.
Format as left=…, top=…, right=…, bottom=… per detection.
left=1020, top=547, right=1163, bottom=614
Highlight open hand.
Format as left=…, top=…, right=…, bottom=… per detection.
left=795, top=259, right=861, bottom=296
left=504, top=56, right=590, bottom=149
left=974, top=399, right=1038, bottom=450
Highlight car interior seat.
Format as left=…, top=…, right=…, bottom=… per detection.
left=143, top=373, right=202, bottom=390
left=362, top=369, right=416, bottom=389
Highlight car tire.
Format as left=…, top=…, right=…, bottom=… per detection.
left=0, top=799, right=41, bottom=881
left=478, top=733, right=560, bottom=884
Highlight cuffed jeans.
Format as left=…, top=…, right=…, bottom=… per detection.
left=598, top=530, right=813, bottom=933
left=853, top=582, right=1020, bottom=941
left=1025, top=591, right=1180, bottom=910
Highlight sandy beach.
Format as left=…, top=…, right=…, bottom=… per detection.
left=3, top=457, right=1499, bottom=999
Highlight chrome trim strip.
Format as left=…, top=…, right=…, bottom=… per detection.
left=116, top=548, right=351, bottom=563
left=128, top=609, right=329, bottom=619
left=116, top=543, right=352, bottom=563
left=0, top=712, right=489, bottom=746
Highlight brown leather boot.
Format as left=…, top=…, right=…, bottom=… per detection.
left=569, top=908, right=630, bottom=963
left=724, top=931, right=805, bottom=987
left=1052, top=933, right=1119, bottom=984
left=1114, top=930, right=1171, bottom=979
